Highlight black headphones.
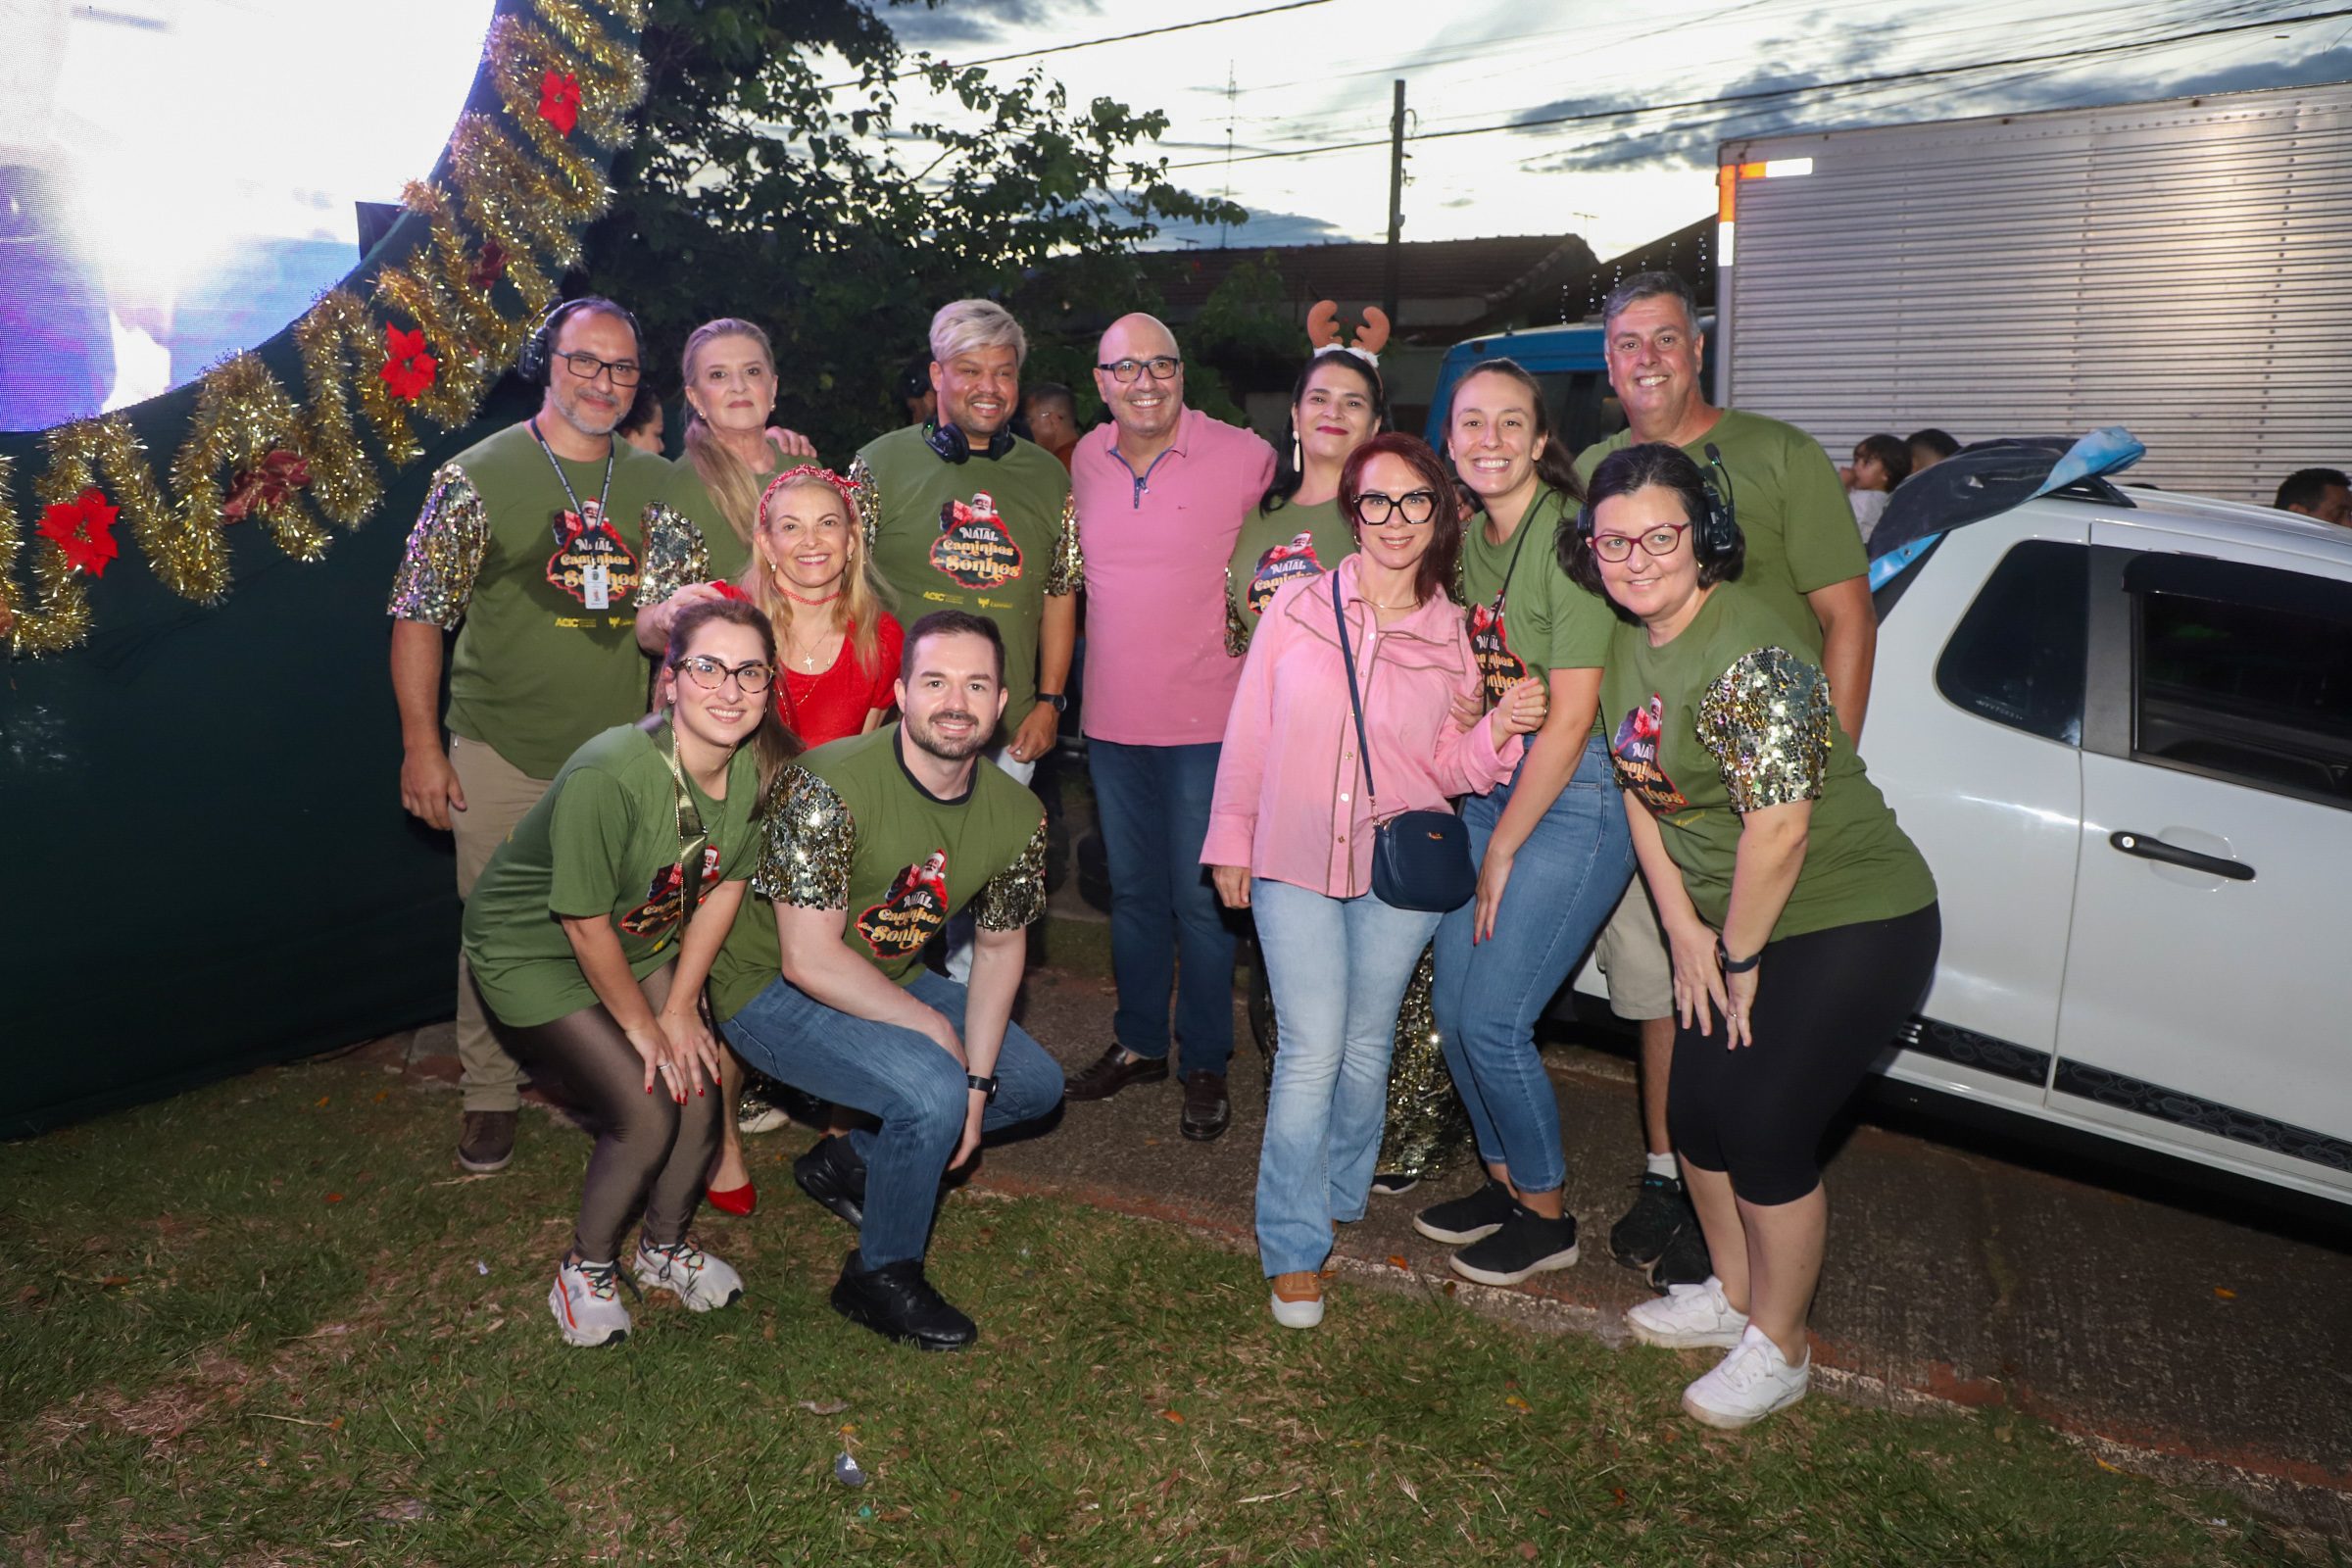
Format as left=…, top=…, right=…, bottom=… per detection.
left=1575, top=441, right=1740, bottom=564
left=518, top=297, right=644, bottom=386
left=924, top=419, right=1015, bottom=465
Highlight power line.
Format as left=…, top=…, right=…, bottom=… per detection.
left=1162, top=4, right=2352, bottom=169
left=825, top=0, right=1333, bottom=89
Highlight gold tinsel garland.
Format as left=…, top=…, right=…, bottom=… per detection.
left=0, top=0, right=645, bottom=656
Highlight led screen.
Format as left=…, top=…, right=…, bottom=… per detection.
left=0, top=0, right=495, bottom=432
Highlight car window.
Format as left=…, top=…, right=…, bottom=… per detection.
left=2131, top=560, right=2352, bottom=809
left=1936, top=540, right=2087, bottom=744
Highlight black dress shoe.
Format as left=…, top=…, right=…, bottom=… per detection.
left=794, top=1134, right=866, bottom=1228
left=830, top=1251, right=976, bottom=1350
left=1180, top=1070, right=1231, bottom=1142
left=1064, top=1043, right=1170, bottom=1102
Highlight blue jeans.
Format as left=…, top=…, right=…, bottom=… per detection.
left=1251, top=876, right=1444, bottom=1277
left=1431, top=735, right=1636, bottom=1197
left=720, top=969, right=1064, bottom=1269
left=1088, top=738, right=1236, bottom=1077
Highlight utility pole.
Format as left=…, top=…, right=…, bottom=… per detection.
left=1384, top=77, right=1405, bottom=327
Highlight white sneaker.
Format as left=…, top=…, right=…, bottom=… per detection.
left=634, top=1239, right=744, bottom=1312
left=1681, top=1323, right=1810, bottom=1430
left=1268, top=1271, right=1324, bottom=1329
left=1627, top=1276, right=1749, bottom=1349
left=549, top=1258, right=632, bottom=1348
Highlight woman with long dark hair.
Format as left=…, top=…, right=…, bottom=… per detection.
left=1225, top=347, right=1385, bottom=652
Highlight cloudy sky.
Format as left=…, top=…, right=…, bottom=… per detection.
left=881, top=0, right=2352, bottom=260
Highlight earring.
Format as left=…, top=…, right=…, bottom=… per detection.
left=1290, top=428, right=1301, bottom=471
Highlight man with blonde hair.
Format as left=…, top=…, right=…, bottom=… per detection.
left=846, top=301, right=1077, bottom=985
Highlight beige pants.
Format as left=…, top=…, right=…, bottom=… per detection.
left=1593, top=873, right=1675, bottom=1022
left=451, top=734, right=554, bottom=1111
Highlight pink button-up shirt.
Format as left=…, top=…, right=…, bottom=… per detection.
left=1200, top=554, right=1523, bottom=899
left=1072, top=408, right=1276, bottom=746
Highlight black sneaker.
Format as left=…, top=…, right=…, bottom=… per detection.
left=830, top=1251, right=976, bottom=1350
left=1370, top=1172, right=1420, bottom=1197
left=1647, top=1219, right=1714, bottom=1289
left=1608, top=1170, right=1693, bottom=1268
left=1411, top=1177, right=1517, bottom=1246
left=1448, top=1206, right=1580, bottom=1286
left=794, top=1134, right=866, bottom=1228
left=457, top=1110, right=517, bottom=1173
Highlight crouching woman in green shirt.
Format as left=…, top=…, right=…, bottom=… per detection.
left=464, top=598, right=791, bottom=1348
left=1563, top=443, right=1939, bottom=1431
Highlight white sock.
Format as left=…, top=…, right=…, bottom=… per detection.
left=1644, top=1152, right=1680, bottom=1180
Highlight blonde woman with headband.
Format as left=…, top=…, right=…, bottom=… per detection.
left=700, top=465, right=904, bottom=1214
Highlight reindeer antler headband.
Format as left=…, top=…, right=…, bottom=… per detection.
left=1305, top=300, right=1392, bottom=367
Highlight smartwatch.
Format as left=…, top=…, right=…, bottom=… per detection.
left=966, top=1072, right=1001, bottom=1101
left=1037, top=692, right=1068, bottom=714
left=1717, top=938, right=1763, bottom=974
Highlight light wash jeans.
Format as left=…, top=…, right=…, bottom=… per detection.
left=1250, top=876, right=1445, bottom=1277
left=1431, top=735, right=1636, bottom=1196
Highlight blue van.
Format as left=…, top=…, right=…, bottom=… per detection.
left=1421, top=318, right=1716, bottom=456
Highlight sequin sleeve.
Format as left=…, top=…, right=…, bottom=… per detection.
left=385, top=463, right=487, bottom=627
left=637, top=500, right=711, bottom=608
left=753, top=767, right=857, bottom=908
left=972, top=816, right=1049, bottom=931
left=1695, top=646, right=1836, bottom=812
left=1223, top=564, right=1250, bottom=658
left=847, top=457, right=880, bottom=557
left=1044, top=491, right=1084, bottom=597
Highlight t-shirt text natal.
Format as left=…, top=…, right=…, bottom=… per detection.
left=1455, top=485, right=1616, bottom=732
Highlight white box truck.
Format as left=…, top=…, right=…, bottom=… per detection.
left=1713, top=81, right=2352, bottom=504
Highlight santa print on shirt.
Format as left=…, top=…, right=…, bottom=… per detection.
left=858, top=850, right=953, bottom=958
left=1248, top=532, right=1324, bottom=615
left=1610, top=695, right=1690, bottom=813
left=1468, top=593, right=1528, bottom=709
left=616, top=845, right=723, bottom=938
left=545, top=497, right=641, bottom=610
left=930, top=492, right=1023, bottom=588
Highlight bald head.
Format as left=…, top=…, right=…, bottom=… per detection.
left=1094, top=313, right=1185, bottom=450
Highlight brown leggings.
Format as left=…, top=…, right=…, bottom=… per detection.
left=502, top=966, right=720, bottom=1264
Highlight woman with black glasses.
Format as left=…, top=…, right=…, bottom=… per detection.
left=1563, top=442, right=1937, bottom=1428
left=464, top=598, right=794, bottom=1348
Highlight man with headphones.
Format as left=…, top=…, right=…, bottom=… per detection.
left=1570, top=270, right=1874, bottom=1291
left=389, top=296, right=712, bottom=1176
left=847, top=299, right=1077, bottom=798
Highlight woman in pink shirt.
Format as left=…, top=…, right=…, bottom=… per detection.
left=1203, top=434, right=1547, bottom=1329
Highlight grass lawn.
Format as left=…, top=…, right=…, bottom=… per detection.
left=1, top=1048, right=2317, bottom=1566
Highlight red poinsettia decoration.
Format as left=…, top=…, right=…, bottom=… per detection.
left=221, top=450, right=313, bottom=523
left=537, top=71, right=581, bottom=135
left=466, top=239, right=509, bottom=291
left=380, top=324, right=437, bottom=401
left=38, top=487, right=121, bottom=578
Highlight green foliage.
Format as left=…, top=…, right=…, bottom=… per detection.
left=584, top=0, right=1246, bottom=460
left=1186, top=251, right=1301, bottom=396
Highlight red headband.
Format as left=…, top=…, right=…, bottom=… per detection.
left=759, top=464, right=859, bottom=515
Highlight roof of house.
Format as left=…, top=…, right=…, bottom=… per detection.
left=1152, top=233, right=1599, bottom=342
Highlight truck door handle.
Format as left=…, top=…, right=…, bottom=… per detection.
left=2109, top=830, right=2254, bottom=882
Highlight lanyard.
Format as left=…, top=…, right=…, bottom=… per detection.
left=650, top=716, right=711, bottom=953
left=527, top=417, right=615, bottom=546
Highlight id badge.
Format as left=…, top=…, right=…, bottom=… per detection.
left=583, top=561, right=610, bottom=610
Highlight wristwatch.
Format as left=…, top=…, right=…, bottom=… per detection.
left=1717, top=938, right=1763, bottom=974
left=1037, top=691, right=1068, bottom=714
left=966, top=1072, right=1001, bottom=1101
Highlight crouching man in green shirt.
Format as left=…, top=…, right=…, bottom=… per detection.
left=711, top=611, right=1063, bottom=1350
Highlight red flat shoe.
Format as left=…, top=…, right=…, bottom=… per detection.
left=705, top=1180, right=757, bottom=1216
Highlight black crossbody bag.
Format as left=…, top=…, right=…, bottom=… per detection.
left=1330, top=573, right=1477, bottom=913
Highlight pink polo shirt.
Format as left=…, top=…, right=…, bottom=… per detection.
left=1072, top=408, right=1276, bottom=746
left=1200, top=555, right=1523, bottom=900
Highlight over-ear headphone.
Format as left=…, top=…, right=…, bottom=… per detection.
left=924, top=419, right=1015, bottom=465
left=1573, top=442, right=1740, bottom=564
left=518, top=297, right=645, bottom=386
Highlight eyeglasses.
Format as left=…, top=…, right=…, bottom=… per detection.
left=1096, top=356, right=1183, bottom=383
left=675, top=656, right=775, bottom=694
left=1353, top=489, right=1440, bottom=526
left=1590, top=524, right=1691, bottom=563
left=559, top=351, right=643, bottom=387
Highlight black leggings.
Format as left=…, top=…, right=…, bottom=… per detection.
left=501, top=965, right=721, bottom=1264
left=1669, top=903, right=1940, bottom=1206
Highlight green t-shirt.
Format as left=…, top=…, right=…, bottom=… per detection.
left=1457, top=487, right=1616, bottom=729
left=849, top=425, right=1076, bottom=738
left=388, top=420, right=709, bottom=780
left=706, top=724, right=1050, bottom=1020
left=462, top=722, right=762, bottom=1029
left=1599, top=583, right=1935, bottom=943
left=663, top=453, right=757, bottom=584
left=1575, top=408, right=1866, bottom=659
left=1226, top=495, right=1354, bottom=651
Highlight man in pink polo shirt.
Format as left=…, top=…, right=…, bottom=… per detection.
left=1064, top=313, right=1276, bottom=1142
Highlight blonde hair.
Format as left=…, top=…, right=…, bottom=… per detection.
left=929, top=299, right=1027, bottom=369
left=680, top=318, right=776, bottom=549
left=740, top=471, right=896, bottom=675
